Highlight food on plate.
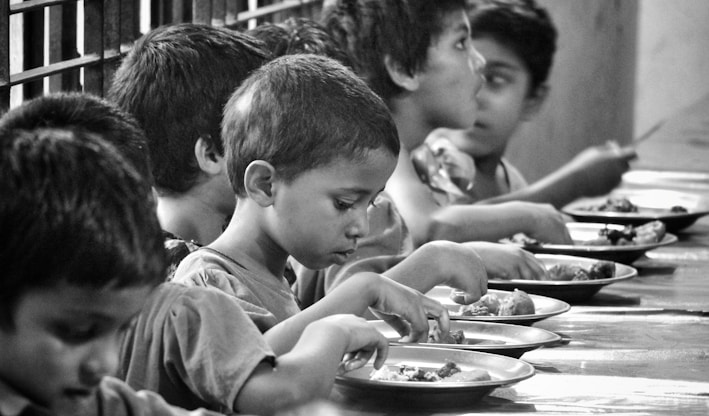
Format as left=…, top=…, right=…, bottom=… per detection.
left=453, top=289, right=534, bottom=317
left=369, top=360, right=491, bottom=382
left=427, top=322, right=465, bottom=344
left=582, top=220, right=666, bottom=246
left=581, top=197, right=688, bottom=214
left=546, top=260, right=615, bottom=281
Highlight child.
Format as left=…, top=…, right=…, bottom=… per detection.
left=322, top=0, right=574, bottom=247
left=414, top=0, right=637, bottom=209
left=172, top=54, right=452, bottom=335
left=248, top=16, right=546, bottom=302
left=0, top=111, right=228, bottom=415
left=0, top=93, right=389, bottom=415
left=109, top=23, right=270, bottom=253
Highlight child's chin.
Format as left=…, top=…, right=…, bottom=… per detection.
left=54, top=393, right=97, bottom=416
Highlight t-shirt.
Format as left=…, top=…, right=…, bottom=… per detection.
left=163, top=230, right=202, bottom=281
left=290, top=191, right=414, bottom=308
left=119, top=283, right=274, bottom=414
left=172, top=248, right=301, bottom=332
left=0, top=376, right=232, bottom=416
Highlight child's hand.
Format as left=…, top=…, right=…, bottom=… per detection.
left=364, top=273, right=450, bottom=343
left=509, top=201, right=573, bottom=244
left=311, top=315, right=389, bottom=375
left=462, top=241, right=547, bottom=280
left=570, top=143, right=637, bottom=197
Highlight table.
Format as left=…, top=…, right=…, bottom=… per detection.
left=329, top=97, right=709, bottom=415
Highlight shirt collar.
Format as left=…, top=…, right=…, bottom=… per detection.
left=0, top=378, right=34, bottom=416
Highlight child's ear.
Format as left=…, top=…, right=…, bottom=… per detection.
left=194, top=135, right=224, bottom=176
left=384, top=54, right=420, bottom=92
left=521, top=84, right=549, bottom=121
left=243, top=160, right=276, bottom=206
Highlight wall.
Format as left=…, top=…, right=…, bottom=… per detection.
left=634, top=0, right=709, bottom=136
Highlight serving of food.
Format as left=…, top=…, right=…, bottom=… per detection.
left=334, top=346, right=535, bottom=407
left=369, top=360, right=491, bottom=383
left=488, top=254, right=638, bottom=302
left=426, top=287, right=570, bottom=325
left=562, top=190, right=709, bottom=232
left=502, top=222, right=677, bottom=264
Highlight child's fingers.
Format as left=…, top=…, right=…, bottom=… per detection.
left=423, top=296, right=450, bottom=335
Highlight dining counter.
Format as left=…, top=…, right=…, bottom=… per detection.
left=329, top=98, right=709, bottom=415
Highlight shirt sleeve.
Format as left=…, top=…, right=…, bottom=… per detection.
left=162, top=288, right=275, bottom=412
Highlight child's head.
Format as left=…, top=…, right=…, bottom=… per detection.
left=221, top=54, right=399, bottom=269
left=0, top=122, right=166, bottom=411
left=322, top=0, right=485, bottom=139
left=0, top=92, right=153, bottom=183
left=108, top=23, right=269, bottom=197
left=247, top=17, right=352, bottom=67
left=452, top=0, right=557, bottom=159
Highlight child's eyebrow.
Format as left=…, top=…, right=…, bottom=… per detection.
left=486, top=61, right=522, bottom=72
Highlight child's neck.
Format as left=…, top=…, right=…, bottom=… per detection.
left=391, top=100, right=434, bottom=152
left=210, top=206, right=289, bottom=280
left=157, top=193, right=228, bottom=245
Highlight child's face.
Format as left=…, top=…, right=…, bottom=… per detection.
left=452, top=36, right=535, bottom=159
left=268, top=149, right=397, bottom=270
left=413, top=9, right=486, bottom=140
left=0, top=282, right=153, bottom=413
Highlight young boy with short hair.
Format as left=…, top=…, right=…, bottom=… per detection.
left=172, top=54, right=451, bottom=335
left=0, top=94, right=389, bottom=416
left=0, top=112, right=226, bottom=416
left=415, top=0, right=636, bottom=209
left=322, top=0, right=574, bottom=247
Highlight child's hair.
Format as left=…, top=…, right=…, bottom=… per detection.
left=247, top=17, right=353, bottom=67
left=321, top=0, right=468, bottom=101
left=0, top=92, right=153, bottom=183
left=467, top=0, right=557, bottom=94
left=0, top=126, right=167, bottom=329
left=222, top=54, right=400, bottom=197
left=108, top=23, right=270, bottom=194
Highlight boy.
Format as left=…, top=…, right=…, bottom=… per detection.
left=0, top=114, right=226, bottom=415
left=109, top=24, right=270, bottom=251
left=322, top=0, right=574, bottom=247
left=173, top=54, right=452, bottom=335
left=416, top=0, right=637, bottom=209
left=0, top=94, right=390, bottom=416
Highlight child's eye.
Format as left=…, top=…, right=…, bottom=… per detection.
left=54, top=323, right=99, bottom=343
left=455, top=37, right=469, bottom=51
left=334, top=199, right=354, bottom=211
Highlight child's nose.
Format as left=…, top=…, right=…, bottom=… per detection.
left=346, top=208, right=369, bottom=240
left=80, top=336, right=120, bottom=386
left=470, top=45, right=486, bottom=74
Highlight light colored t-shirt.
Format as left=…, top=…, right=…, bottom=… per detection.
left=0, top=375, right=232, bottom=416
left=173, top=248, right=301, bottom=332
left=119, top=283, right=274, bottom=414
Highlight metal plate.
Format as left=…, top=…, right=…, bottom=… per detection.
left=488, top=254, right=638, bottom=302
left=369, top=319, right=561, bottom=358
left=506, top=222, right=678, bottom=264
left=426, top=287, right=570, bottom=326
left=622, top=170, right=709, bottom=192
left=562, top=189, right=709, bottom=232
left=334, top=345, right=534, bottom=408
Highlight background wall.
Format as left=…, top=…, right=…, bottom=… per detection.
left=504, top=0, right=709, bottom=183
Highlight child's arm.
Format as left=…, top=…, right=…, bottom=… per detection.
left=236, top=314, right=387, bottom=415
left=387, top=149, right=573, bottom=246
left=265, top=272, right=448, bottom=354
left=478, top=143, right=637, bottom=209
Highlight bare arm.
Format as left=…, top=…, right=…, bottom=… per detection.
left=386, top=149, right=572, bottom=246
left=477, top=144, right=637, bottom=209
left=237, top=315, right=388, bottom=415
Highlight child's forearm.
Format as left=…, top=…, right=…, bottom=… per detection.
left=237, top=322, right=350, bottom=415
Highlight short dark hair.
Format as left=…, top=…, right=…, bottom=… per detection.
left=108, top=23, right=269, bottom=194
left=222, top=54, right=400, bottom=196
left=322, top=0, right=468, bottom=101
left=247, top=17, right=353, bottom=67
left=468, top=0, right=557, bottom=93
left=0, top=92, right=153, bottom=183
left=0, top=126, right=167, bottom=329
